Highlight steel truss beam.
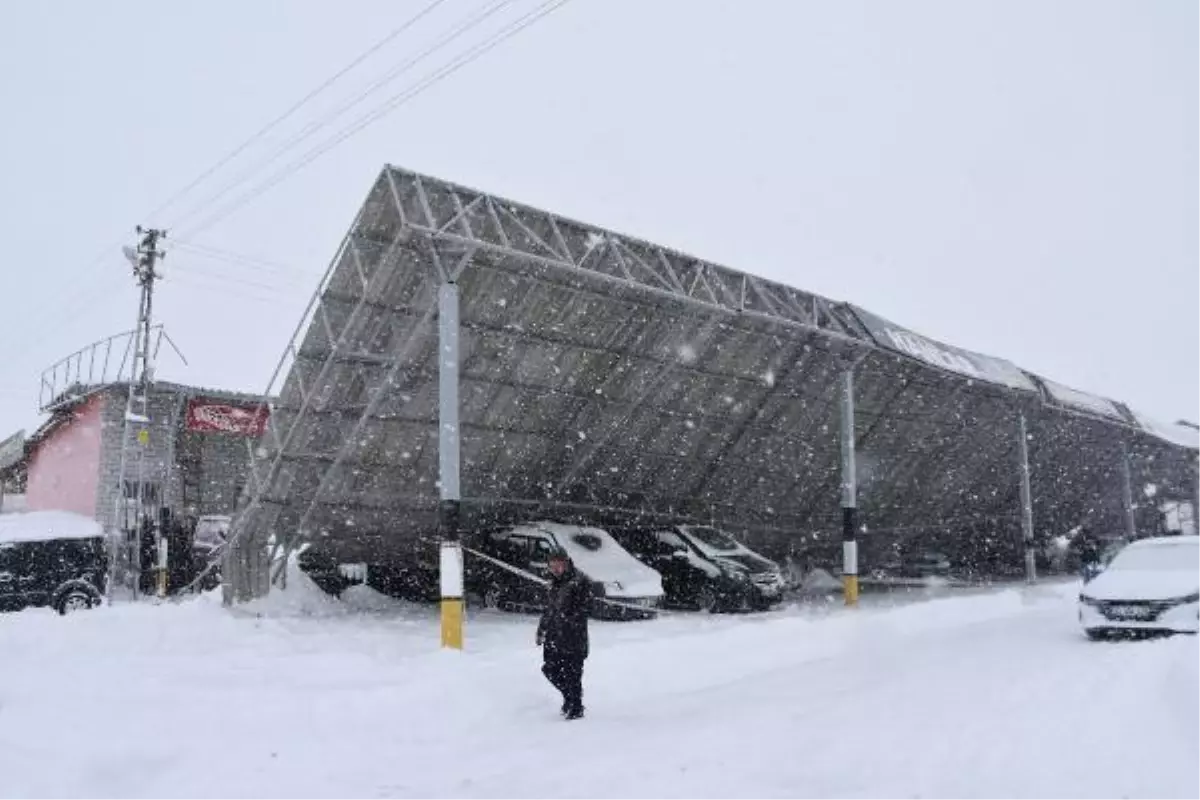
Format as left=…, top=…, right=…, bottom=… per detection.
left=382, top=166, right=864, bottom=341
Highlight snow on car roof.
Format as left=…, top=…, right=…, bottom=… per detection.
left=513, top=521, right=664, bottom=597
left=1125, top=535, right=1199, bottom=550
left=0, top=510, right=105, bottom=545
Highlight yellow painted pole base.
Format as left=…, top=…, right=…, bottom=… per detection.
left=441, top=598, right=464, bottom=650
left=156, top=569, right=168, bottom=599
left=843, top=574, right=859, bottom=607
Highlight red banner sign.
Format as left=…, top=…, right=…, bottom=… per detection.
left=185, top=399, right=269, bottom=437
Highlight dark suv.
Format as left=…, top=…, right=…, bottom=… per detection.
left=0, top=524, right=108, bottom=615
left=613, top=524, right=786, bottom=612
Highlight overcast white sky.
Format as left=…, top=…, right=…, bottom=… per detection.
left=0, top=0, right=1195, bottom=440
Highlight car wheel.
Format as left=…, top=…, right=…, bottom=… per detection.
left=697, top=587, right=718, bottom=614
left=57, top=588, right=98, bottom=615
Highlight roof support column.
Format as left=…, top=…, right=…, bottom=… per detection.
left=1017, top=413, right=1036, bottom=583
left=1192, top=458, right=1199, bottom=537
left=1120, top=440, right=1137, bottom=541
left=438, top=282, right=464, bottom=650
left=840, top=368, right=858, bottom=606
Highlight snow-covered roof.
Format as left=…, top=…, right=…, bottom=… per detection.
left=1126, top=534, right=1200, bottom=550
left=0, top=510, right=105, bottom=545
left=1037, top=376, right=1125, bottom=421
left=849, top=305, right=1038, bottom=393
left=1125, top=407, right=1200, bottom=451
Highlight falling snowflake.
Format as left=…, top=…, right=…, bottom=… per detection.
left=678, top=344, right=697, bottom=363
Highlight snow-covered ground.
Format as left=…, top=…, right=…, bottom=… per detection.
left=1, top=573, right=1196, bottom=799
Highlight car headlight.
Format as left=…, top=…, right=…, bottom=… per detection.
left=1078, top=594, right=1100, bottom=606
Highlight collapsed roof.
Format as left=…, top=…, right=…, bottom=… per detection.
left=239, top=166, right=1198, bottom=568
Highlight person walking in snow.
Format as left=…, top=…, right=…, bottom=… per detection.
left=1073, top=526, right=1103, bottom=581
left=536, top=548, right=591, bottom=720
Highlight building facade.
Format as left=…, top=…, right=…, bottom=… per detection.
left=19, top=381, right=267, bottom=532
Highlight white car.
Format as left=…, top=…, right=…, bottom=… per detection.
left=1078, top=535, right=1199, bottom=639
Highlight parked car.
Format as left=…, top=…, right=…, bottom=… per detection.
left=1078, top=535, right=1199, bottom=639
left=878, top=550, right=952, bottom=579
left=193, top=514, right=229, bottom=559
left=613, top=524, right=786, bottom=612
left=0, top=510, right=108, bottom=615
left=466, top=521, right=664, bottom=620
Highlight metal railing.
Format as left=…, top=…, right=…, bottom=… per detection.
left=38, top=326, right=186, bottom=412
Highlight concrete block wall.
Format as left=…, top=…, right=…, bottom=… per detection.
left=96, top=386, right=187, bottom=531
left=89, top=384, right=260, bottom=532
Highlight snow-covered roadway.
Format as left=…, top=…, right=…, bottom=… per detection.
left=0, top=578, right=1195, bottom=798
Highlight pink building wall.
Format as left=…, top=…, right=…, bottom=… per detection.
left=26, top=394, right=105, bottom=518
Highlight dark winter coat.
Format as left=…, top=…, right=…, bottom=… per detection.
left=537, top=566, right=592, bottom=659
left=1073, top=532, right=1102, bottom=567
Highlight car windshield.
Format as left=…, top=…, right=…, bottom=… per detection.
left=1108, top=542, right=1199, bottom=573
left=686, top=526, right=740, bottom=552
left=717, top=553, right=773, bottom=572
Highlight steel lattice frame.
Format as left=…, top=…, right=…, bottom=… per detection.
left=222, top=165, right=1199, bottom=599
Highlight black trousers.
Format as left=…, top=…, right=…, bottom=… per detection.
left=542, top=649, right=585, bottom=712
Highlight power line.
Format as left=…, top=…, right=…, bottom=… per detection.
left=167, top=273, right=314, bottom=306
left=178, top=0, right=573, bottom=240
left=12, top=0, right=572, bottom=397
left=22, top=0, right=454, bottom=359
left=164, top=0, right=519, bottom=233
left=144, top=0, right=453, bottom=226
left=171, top=240, right=304, bottom=276
left=171, top=265, right=313, bottom=295
left=2, top=274, right=130, bottom=372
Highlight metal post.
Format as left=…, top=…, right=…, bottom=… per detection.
left=1192, top=457, right=1199, bottom=537
left=1017, top=413, right=1036, bottom=583
left=840, top=369, right=858, bottom=606
left=156, top=533, right=169, bottom=598
left=1120, top=440, right=1137, bottom=541
left=438, top=283, right=464, bottom=649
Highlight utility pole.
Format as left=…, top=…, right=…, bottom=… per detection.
left=112, top=227, right=166, bottom=601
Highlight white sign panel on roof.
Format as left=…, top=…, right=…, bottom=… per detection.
left=1038, top=377, right=1124, bottom=421
left=1126, top=407, right=1200, bottom=451
left=849, top=307, right=1037, bottom=392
